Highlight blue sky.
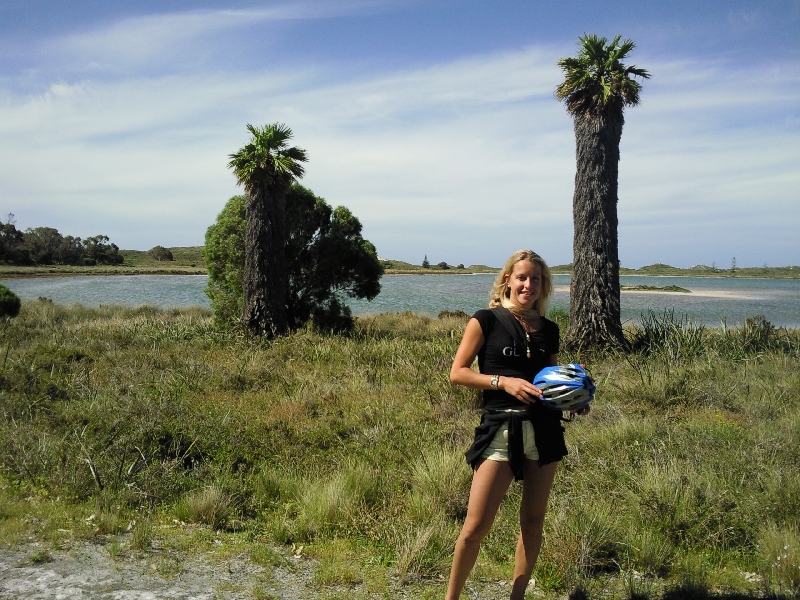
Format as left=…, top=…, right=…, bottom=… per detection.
left=1, top=0, right=798, bottom=268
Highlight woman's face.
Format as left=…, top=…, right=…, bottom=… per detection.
left=505, top=260, right=542, bottom=310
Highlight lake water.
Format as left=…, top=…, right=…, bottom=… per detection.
left=3, top=273, right=800, bottom=328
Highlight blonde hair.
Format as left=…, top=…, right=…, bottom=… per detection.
left=489, top=250, right=552, bottom=316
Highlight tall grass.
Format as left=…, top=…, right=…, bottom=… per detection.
left=0, top=300, right=798, bottom=598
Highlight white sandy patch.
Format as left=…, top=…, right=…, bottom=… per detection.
left=552, top=284, right=762, bottom=300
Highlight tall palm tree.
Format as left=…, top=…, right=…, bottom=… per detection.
left=228, top=123, right=308, bottom=337
left=555, top=34, right=650, bottom=349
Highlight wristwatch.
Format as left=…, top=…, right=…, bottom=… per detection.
left=490, top=374, right=500, bottom=390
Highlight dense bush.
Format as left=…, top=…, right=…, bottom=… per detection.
left=80, top=234, right=124, bottom=266
left=203, top=185, right=382, bottom=331
left=0, top=221, right=28, bottom=263
left=147, top=245, right=174, bottom=261
left=202, top=195, right=248, bottom=326
left=0, top=284, right=21, bottom=318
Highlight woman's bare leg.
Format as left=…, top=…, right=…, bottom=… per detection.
left=509, top=459, right=559, bottom=600
left=445, top=459, right=515, bottom=600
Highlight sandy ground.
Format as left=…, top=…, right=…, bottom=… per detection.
left=0, top=540, right=516, bottom=600
left=0, top=540, right=315, bottom=599
left=552, top=285, right=762, bottom=300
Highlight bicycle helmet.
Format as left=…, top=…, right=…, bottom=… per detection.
left=533, top=363, right=595, bottom=411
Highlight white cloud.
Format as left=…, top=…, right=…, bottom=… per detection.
left=1, top=38, right=798, bottom=268
left=604, top=54, right=800, bottom=266
left=15, top=1, right=396, bottom=78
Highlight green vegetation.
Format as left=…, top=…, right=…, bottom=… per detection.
left=550, top=264, right=574, bottom=274
left=229, top=122, right=309, bottom=338
left=556, top=34, right=650, bottom=350
left=3, top=254, right=797, bottom=280
left=0, top=247, right=205, bottom=277
left=119, top=246, right=205, bottom=269
left=382, top=259, right=496, bottom=274
left=204, top=187, right=382, bottom=332
left=0, top=219, right=123, bottom=266
left=0, top=283, right=21, bottom=318
left=203, top=197, right=246, bottom=325
left=0, top=301, right=798, bottom=598
left=147, top=246, right=174, bottom=262
left=627, top=264, right=800, bottom=279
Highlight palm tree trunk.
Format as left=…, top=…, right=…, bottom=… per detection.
left=564, top=110, right=627, bottom=350
left=241, top=185, right=287, bottom=337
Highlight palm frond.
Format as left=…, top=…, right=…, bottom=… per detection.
left=555, top=33, right=650, bottom=115
left=228, top=122, right=308, bottom=192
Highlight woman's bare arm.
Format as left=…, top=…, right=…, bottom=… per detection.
left=449, top=318, right=542, bottom=403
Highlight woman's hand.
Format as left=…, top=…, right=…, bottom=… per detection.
left=499, top=376, right=542, bottom=404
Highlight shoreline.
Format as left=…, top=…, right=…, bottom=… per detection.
left=2, top=267, right=799, bottom=283
left=552, top=284, right=764, bottom=300
left=0, top=267, right=207, bottom=279
left=0, top=265, right=800, bottom=290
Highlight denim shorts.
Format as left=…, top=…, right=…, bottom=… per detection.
left=481, top=418, right=539, bottom=462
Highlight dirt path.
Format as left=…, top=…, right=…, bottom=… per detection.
left=0, top=540, right=315, bottom=599
left=0, top=539, right=521, bottom=599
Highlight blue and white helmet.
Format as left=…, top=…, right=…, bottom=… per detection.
left=533, top=364, right=595, bottom=411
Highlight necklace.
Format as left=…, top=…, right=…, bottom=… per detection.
left=514, top=315, right=534, bottom=359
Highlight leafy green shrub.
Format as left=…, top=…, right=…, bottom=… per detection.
left=739, top=314, right=774, bottom=352
left=203, top=195, right=246, bottom=326
left=147, top=246, right=174, bottom=261
left=203, top=186, right=382, bottom=331
left=0, top=284, right=21, bottom=318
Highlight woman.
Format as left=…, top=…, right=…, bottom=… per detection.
left=446, top=249, right=586, bottom=600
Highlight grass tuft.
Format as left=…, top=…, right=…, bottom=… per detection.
left=758, top=523, right=800, bottom=597
left=408, top=446, right=471, bottom=521
left=175, top=486, right=234, bottom=529
left=394, top=519, right=453, bottom=580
